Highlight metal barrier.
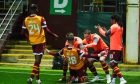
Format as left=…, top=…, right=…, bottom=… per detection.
left=0, top=0, right=27, bottom=53
left=77, top=0, right=121, bottom=12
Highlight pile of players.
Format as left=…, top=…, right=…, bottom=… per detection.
left=23, top=4, right=127, bottom=84
left=47, top=27, right=127, bottom=84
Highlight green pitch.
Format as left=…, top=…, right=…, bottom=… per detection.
left=0, top=66, right=140, bottom=84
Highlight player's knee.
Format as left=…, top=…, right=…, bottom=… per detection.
left=99, top=60, right=105, bottom=63
left=87, top=58, right=94, bottom=63
left=35, top=55, right=42, bottom=63
left=35, top=59, right=41, bottom=64
left=99, top=56, right=106, bottom=62
left=35, top=60, right=41, bottom=65
left=109, top=60, right=118, bottom=68
left=87, top=61, right=94, bottom=68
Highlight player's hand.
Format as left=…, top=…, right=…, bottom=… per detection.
left=46, top=49, right=50, bottom=53
left=96, top=24, right=102, bottom=29
left=98, top=51, right=106, bottom=57
left=102, top=27, right=107, bottom=31
left=81, top=45, right=87, bottom=49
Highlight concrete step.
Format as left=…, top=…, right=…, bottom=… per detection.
left=5, top=41, right=52, bottom=48
left=6, top=40, right=52, bottom=46
left=3, top=49, right=33, bottom=53
left=3, top=49, right=58, bottom=54
left=5, top=45, right=32, bottom=49
left=18, top=59, right=53, bottom=62
left=1, top=57, right=53, bottom=64
left=0, top=54, right=54, bottom=63
left=6, top=41, right=34, bottom=45
left=5, top=45, right=52, bottom=49
left=5, top=40, right=27, bottom=45
left=1, top=54, right=54, bottom=59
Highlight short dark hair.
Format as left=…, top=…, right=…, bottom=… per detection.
left=30, top=4, right=38, bottom=10
left=66, top=32, right=74, bottom=41
left=66, top=32, right=74, bottom=38
left=84, top=29, right=91, bottom=34
left=111, top=14, right=123, bottom=27
left=111, top=14, right=121, bottom=22
left=29, top=4, right=38, bottom=14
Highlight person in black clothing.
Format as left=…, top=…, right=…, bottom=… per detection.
left=12, top=5, right=29, bottom=39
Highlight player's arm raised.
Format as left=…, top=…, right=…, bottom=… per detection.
left=96, top=25, right=111, bottom=37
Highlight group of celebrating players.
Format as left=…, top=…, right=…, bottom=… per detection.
left=21, top=4, right=127, bottom=84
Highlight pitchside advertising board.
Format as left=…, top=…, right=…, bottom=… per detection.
left=50, top=0, right=72, bottom=15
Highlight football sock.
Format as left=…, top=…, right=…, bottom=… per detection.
left=31, top=64, right=38, bottom=78
left=63, top=66, right=68, bottom=76
left=88, top=64, right=98, bottom=76
left=31, top=63, right=40, bottom=80
left=113, top=66, right=123, bottom=78
left=112, top=70, right=117, bottom=78
left=35, top=65, right=40, bottom=80
left=101, top=62, right=109, bottom=74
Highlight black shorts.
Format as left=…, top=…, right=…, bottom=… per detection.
left=109, top=50, right=122, bottom=62
left=32, top=43, right=46, bottom=55
left=70, top=66, right=84, bottom=77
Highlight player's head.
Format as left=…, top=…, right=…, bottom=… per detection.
left=111, top=14, right=123, bottom=27
left=83, top=29, right=91, bottom=39
left=29, top=4, right=38, bottom=14
left=66, top=32, right=74, bottom=42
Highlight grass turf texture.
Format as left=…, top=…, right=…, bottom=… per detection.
left=0, top=66, right=140, bottom=84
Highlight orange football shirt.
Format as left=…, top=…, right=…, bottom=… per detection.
left=83, top=34, right=108, bottom=51
left=110, top=23, right=123, bottom=50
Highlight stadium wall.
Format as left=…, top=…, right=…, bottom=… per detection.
left=29, top=0, right=77, bottom=49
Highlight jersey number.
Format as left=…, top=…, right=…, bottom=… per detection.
left=28, top=24, right=40, bottom=35
left=68, top=56, right=77, bottom=65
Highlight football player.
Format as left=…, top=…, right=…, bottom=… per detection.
left=97, top=14, right=127, bottom=84
left=21, top=4, right=58, bottom=84
left=58, top=32, right=84, bottom=82
left=82, top=29, right=111, bottom=84
left=46, top=35, right=88, bottom=83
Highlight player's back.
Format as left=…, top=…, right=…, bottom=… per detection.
left=24, top=15, right=46, bottom=45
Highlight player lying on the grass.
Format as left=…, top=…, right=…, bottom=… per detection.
left=46, top=43, right=88, bottom=83
left=81, top=29, right=111, bottom=84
